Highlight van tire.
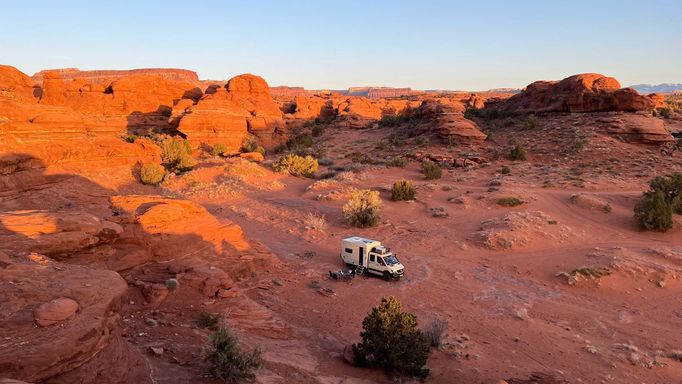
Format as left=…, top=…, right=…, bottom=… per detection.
left=383, top=271, right=391, bottom=281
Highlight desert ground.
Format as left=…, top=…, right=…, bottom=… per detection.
left=1, top=66, right=682, bottom=384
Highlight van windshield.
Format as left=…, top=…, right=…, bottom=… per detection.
left=384, top=255, right=400, bottom=266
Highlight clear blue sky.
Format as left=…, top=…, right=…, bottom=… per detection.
left=2, top=0, right=680, bottom=90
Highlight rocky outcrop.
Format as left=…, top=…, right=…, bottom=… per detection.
left=37, top=71, right=201, bottom=134
left=32, top=68, right=200, bottom=86
left=0, top=210, right=121, bottom=258
left=0, top=65, right=36, bottom=102
left=498, top=73, right=659, bottom=114
left=0, top=254, right=128, bottom=382
left=593, top=113, right=674, bottom=144
left=176, top=73, right=285, bottom=150
left=408, top=99, right=487, bottom=142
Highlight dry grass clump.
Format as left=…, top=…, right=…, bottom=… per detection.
left=422, top=160, right=442, bottom=180
left=497, top=197, right=524, bottom=207
left=556, top=266, right=612, bottom=286
left=423, top=318, right=448, bottom=348
left=160, top=136, right=195, bottom=172
left=303, top=211, right=328, bottom=231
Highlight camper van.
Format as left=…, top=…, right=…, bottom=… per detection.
left=340, top=237, right=405, bottom=280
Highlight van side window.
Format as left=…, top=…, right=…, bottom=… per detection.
left=370, top=255, right=375, bottom=262
left=379, top=258, right=386, bottom=266
left=345, top=248, right=353, bottom=254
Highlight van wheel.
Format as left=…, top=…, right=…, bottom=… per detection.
left=383, top=272, right=391, bottom=281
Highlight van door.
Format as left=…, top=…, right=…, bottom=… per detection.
left=359, top=247, right=365, bottom=266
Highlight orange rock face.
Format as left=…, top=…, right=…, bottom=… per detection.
left=499, top=73, right=658, bottom=113
left=0, top=65, right=36, bottom=102
left=408, top=99, right=487, bottom=142
left=176, top=74, right=285, bottom=150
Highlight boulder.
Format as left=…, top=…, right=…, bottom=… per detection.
left=34, top=298, right=79, bottom=327
left=498, top=73, right=659, bottom=113
left=0, top=256, right=127, bottom=382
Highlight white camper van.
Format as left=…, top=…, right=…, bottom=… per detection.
left=340, top=237, right=405, bottom=280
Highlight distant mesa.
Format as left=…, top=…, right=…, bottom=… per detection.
left=32, top=67, right=200, bottom=86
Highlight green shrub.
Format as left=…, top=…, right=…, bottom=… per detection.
left=197, top=311, right=221, bottom=330
left=272, top=154, right=318, bottom=178
left=160, top=137, right=194, bottom=171
left=211, top=143, right=228, bottom=157
left=311, top=124, right=326, bottom=137
left=240, top=136, right=259, bottom=153
left=422, top=160, right=442, bottom=180
left=352, top=297, right=430, bottom=378
left=497, top=197, right=524, bottom=207
left=205, top=328, right=263, bottom=383
left=378, top=114, right=409, bottom=127
left=391, top=179, right=416, bottom=201
left=634, top=174, right=682, bottom=231
left=658, top=107, right=672, bottom=119
left=509, top=144, right=528, bottom=161
left=388, top=157, right=408, bottom=168
left=285, top=132, right=313, bottom=151
left=139, top=163, right=165, bottom=185
left=343, top=189, right=382, bottom=228
left=499, top=165, right=511, bottom=175
left=124, top=134, right=139, bottom=143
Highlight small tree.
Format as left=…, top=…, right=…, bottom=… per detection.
left=352, top=297, right=430, bottom=378
left=422, top=160, right=442, bottom=180
left=391, top=179, right=416, bottom=201
left=634, top=173, right=682, bottom=231
left=272, top=154, right=318, bottom=178
left=509, top=144, right=527, bottom=161
left=140, top=162, right=165, bottom=185
left=343, top=189, right=382, bottom=228
left=205, top=328, right=263, bottom=383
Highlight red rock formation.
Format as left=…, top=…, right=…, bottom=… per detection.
left=36, top=70, right=202, bottom=134
left=0, top=254, right=128, bottom=382
left=408, top=99, right=487, bottom=142
left=0, top=65, right=36, bottom=102
left=176, top=74, right=285, bottom=150
left=594, top=113, right=674, bottom=144
left=499, top=73, right=658, bottom=113
left=32, top=68, right=200, bottom=86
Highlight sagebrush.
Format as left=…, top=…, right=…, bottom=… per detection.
left=391, top=179, right=416, bottom=201
left=140, top=162, right=165, bottom=185
left=343, top=189, right=382, bottom=228
left=422, top=160, right=442, bottom=180
left=272, top=154, right=318, bottom=177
